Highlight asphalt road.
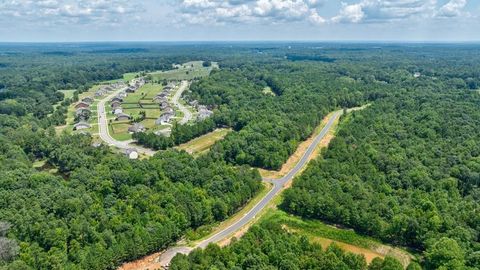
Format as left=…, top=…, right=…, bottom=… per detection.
left=155, top=110, right=343, bottom=267
left=171, top=80, right=192, bottom=125
left=97, top=86, right=156, bottom=156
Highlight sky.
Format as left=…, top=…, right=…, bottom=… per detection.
left=1, top=0, right=479, bottom=42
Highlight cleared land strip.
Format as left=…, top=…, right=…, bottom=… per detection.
left=118, top=110, right=344, bottom=270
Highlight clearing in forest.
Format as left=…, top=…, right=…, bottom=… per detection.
left=176, top=128, right=231, bottom=156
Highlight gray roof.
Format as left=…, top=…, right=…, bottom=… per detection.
left=128, top=123, right=146, bottom=133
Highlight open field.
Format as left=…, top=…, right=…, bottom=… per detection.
left=59, top=89, right=75, bottom=100
left=109, top=123, right=132, bottom=141
left=149, top=61, right=217, bottom=81
left=176, top=128, right=231, bottom=156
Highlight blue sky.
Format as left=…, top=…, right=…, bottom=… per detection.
left=1, top=0, right=479, bottom=42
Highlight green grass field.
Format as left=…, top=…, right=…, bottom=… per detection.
left=149, top=61, right=217, bottom=81
left=176, top=128, right=231, bottom=156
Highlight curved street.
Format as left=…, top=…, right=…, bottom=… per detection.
left=153, top=110, right=343, bottom=268
left=172, top=80, right=192, bottom=125
left=97, top=86, right=156, bottom=156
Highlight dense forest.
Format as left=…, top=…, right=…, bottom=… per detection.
left=170, top=220, right=411, bottom=270
left=0, top=126, right=261, bottom=268
left=1, top=43, right=480, bottom=269
left=281, top=65, right=480, bottom=268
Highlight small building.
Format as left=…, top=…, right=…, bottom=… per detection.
left=94, top=89, right=106, bottom=97
left=414, top=72, right=421, bottom=78
left=153, top=96, right=167, bottom=103
left=82, top=96, right=94, bottom=104
left=111, top=101, right=122, bottom=108
left=125, top=148, right=139, bottom=160
left=115, top=113, right=131, bottom=121
left=113, top=108, right=123, bottom=115
left=197, top=106, right=213, bottom=121
left=117, top=91, right=128, bottom=98
left=75, top=107, right=91, bottom=116
left=160, top=101, right=170, bottom=110
left=163, top=106, right=174, bottom=114
left=128, top=123, right=146, bottom=133
left=110, top=96, right=123, bottom=103
left=104, top=86, right=113, bottom=92
left=73, top=121, right=91, bottom=130
left=189, top=100, right=199, bottom=108
left=126, top=86, right=137, bottom=93
left=75, top=102, right=90, bottom=109
left=156, top=112, right=174, bottom=125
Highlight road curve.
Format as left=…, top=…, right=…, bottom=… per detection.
left=154, top=110, right=343, bottom=267
left=172, top=80, right=192, bottom=125
left=97, top=86, right=156, bottom=156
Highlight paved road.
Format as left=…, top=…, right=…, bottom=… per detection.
left=171, top=81, right=192, bottom=125
left=154, top=110, right=343, bottom=267
left=97, top=86, right=156, bottom=156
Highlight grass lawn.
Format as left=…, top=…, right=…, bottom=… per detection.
left=176, top=128, right=231, bottom=156
left=123, top=72, right=141, bottom=81
left=59, top=89, right=75, bottom=100
left=109, top=123, right=132, bottom=141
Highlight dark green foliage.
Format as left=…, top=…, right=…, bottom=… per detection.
left=0, top=128, right=261, bottom=269
left=170, top=220, right=372, bottom=270
left=282, top=90, right=480, bottom=267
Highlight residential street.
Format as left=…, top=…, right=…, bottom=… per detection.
left=152, top=110, right=343, bottom=268
left=172, top=80, right=192, bottom=125
left=97, top=86, right=156, bottom=156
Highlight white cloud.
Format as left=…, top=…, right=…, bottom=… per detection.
left=331, top=0, right=438, bottom=24
left=332, top=3, right=365, bottom=23
left=0, top=0, right=142, bottom=26
left=437, top=0, right=467, bottom=17
left=175, top=0, right=328, bottom=25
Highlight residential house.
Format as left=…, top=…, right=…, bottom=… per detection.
left=163, top=106, right=174, bottom=114
left=156, top=112, right=174, bottom=125
left=128, top=123, right=146, bottom=133
left=111, top=101, right=122, bottom=108
left=73, top=121, right=91, bottom=130
left=115, top=113, right=131, bottom=121
left=189, top=100, right=199, bottom=108
left=110, top=96, right=123, bottom=103
left=153, top=95, right=167, bottom=103
left=112, top=108, right=123, bottom=115
left=82, top=96, right=94, bottom=104
left=117, top=91, right=128, bottom=98
left=94, top=89, right=106, bottom=97
left=74, top=101, right=90, bottom=109
left=126, top=86, right=137, bottom=93
left=197, top=106, right=213, bottom=121
left=75, top=107, right=91, bottom=116
left=160, top=101, right=170, bottom=110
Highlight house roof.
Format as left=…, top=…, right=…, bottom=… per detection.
left=73, top=121, right=91, bottom=129
left=116, top=113, right=131, bottom=119
left=75, top=101, right=90, bottom=108
left=128, top=123, right=146, bottom=133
